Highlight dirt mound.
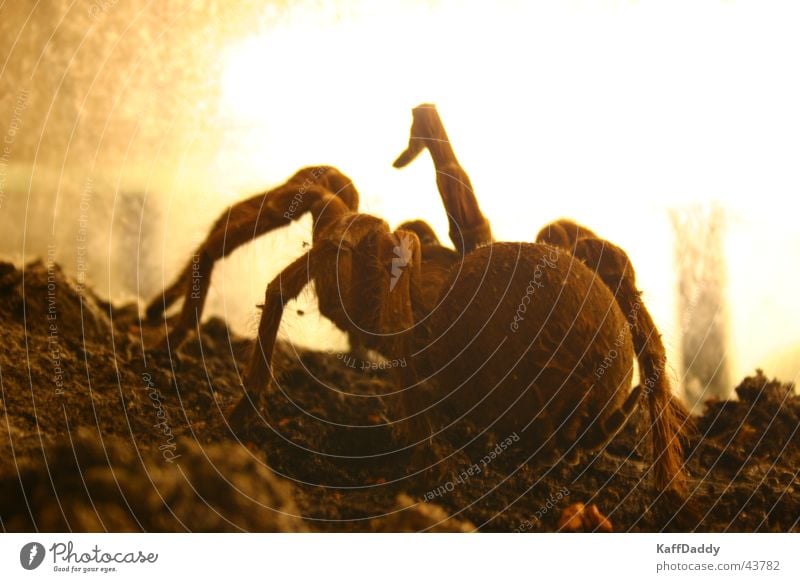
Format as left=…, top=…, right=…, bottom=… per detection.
left=0, top=260, right=797, bottom=532
left=0, top=260, right=112, bottom=345
left=0, top=428, right=306, bottom=532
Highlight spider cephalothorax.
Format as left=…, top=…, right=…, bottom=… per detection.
left=147, top=104, right=690, bottom=492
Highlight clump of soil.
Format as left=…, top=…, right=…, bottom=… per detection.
left=0, top=260, right=797, bottom=532
left=0, top=428, right=306, bottom=532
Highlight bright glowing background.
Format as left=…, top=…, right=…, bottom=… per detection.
left=205, top=0, right=800, bottom=386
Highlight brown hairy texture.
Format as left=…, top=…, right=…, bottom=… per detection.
left=397, top=219, right=441, bottom=246
left=538, top=221, right=692, bottom=492
left=422, top=243, right=636, bottom=463
left=146, top=166, right=358, bottom=348
left=229, top=208, right=427, bottom=426
left=150, top=103, right=688, bottom=496
left=394, top=104, right=493, bottom=255
left=536, top=219, right=597, bottom=251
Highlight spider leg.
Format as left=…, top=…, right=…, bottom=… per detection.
left=535, top=219, right=597, bottom=251
left=553, top=383, right=642, bottom=466
left=231, top=223, right=428, bottom=433
left=395, top=219, right=460, bottom=317
left=394, top=104, right=492, bottom=255
left=230, top=242, right=337, bottom=426
left=538, top=223, right=691, bottom=492
left=396, top=219, right=440, bottom=246
left=374, top=228, right=433, bottom=446
left=147, top=166, right=356, bottom=321
left=144, top=193, right=289, bottom=321
left=147, top=168, right=357, bottom=349
left=577, top=384, right=642, bottom=453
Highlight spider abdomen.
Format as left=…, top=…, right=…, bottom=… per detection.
left=424, top=242, right=635, bottom=457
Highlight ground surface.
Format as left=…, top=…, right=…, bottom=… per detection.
left=0, top=260, right=797, bottom=532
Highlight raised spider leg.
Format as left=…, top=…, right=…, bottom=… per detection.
left=537, top=220, right=690, bottom=491
left=146, top=167, right=358, bottom=349
left=394, top=104, right=492, bottom=255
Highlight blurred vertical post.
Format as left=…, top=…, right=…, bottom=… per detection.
left=671, top=203, right=731, bottom=411
left=114, top=190, right=160, bottom=300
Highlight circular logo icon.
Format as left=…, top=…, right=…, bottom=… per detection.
left=20, top=542, right=46, bottom=570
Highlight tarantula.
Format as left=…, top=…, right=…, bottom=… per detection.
left=147, top=104, right=689, bottom=491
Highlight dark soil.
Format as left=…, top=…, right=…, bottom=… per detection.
left=0, top=260, right=797, bottom=532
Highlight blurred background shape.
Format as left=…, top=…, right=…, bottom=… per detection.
left=672, top=203, right=731, bottom=410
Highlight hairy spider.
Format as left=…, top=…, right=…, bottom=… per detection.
left=147, top=104, right=689, bottom=491
left=392, top=105, right=688, bottom=491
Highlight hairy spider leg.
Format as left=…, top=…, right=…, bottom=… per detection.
left=537, top=220, right=691, bottom=492
left=394, top=104, right=493, bottom=256
left=147, top=167, right=358, bottom=349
